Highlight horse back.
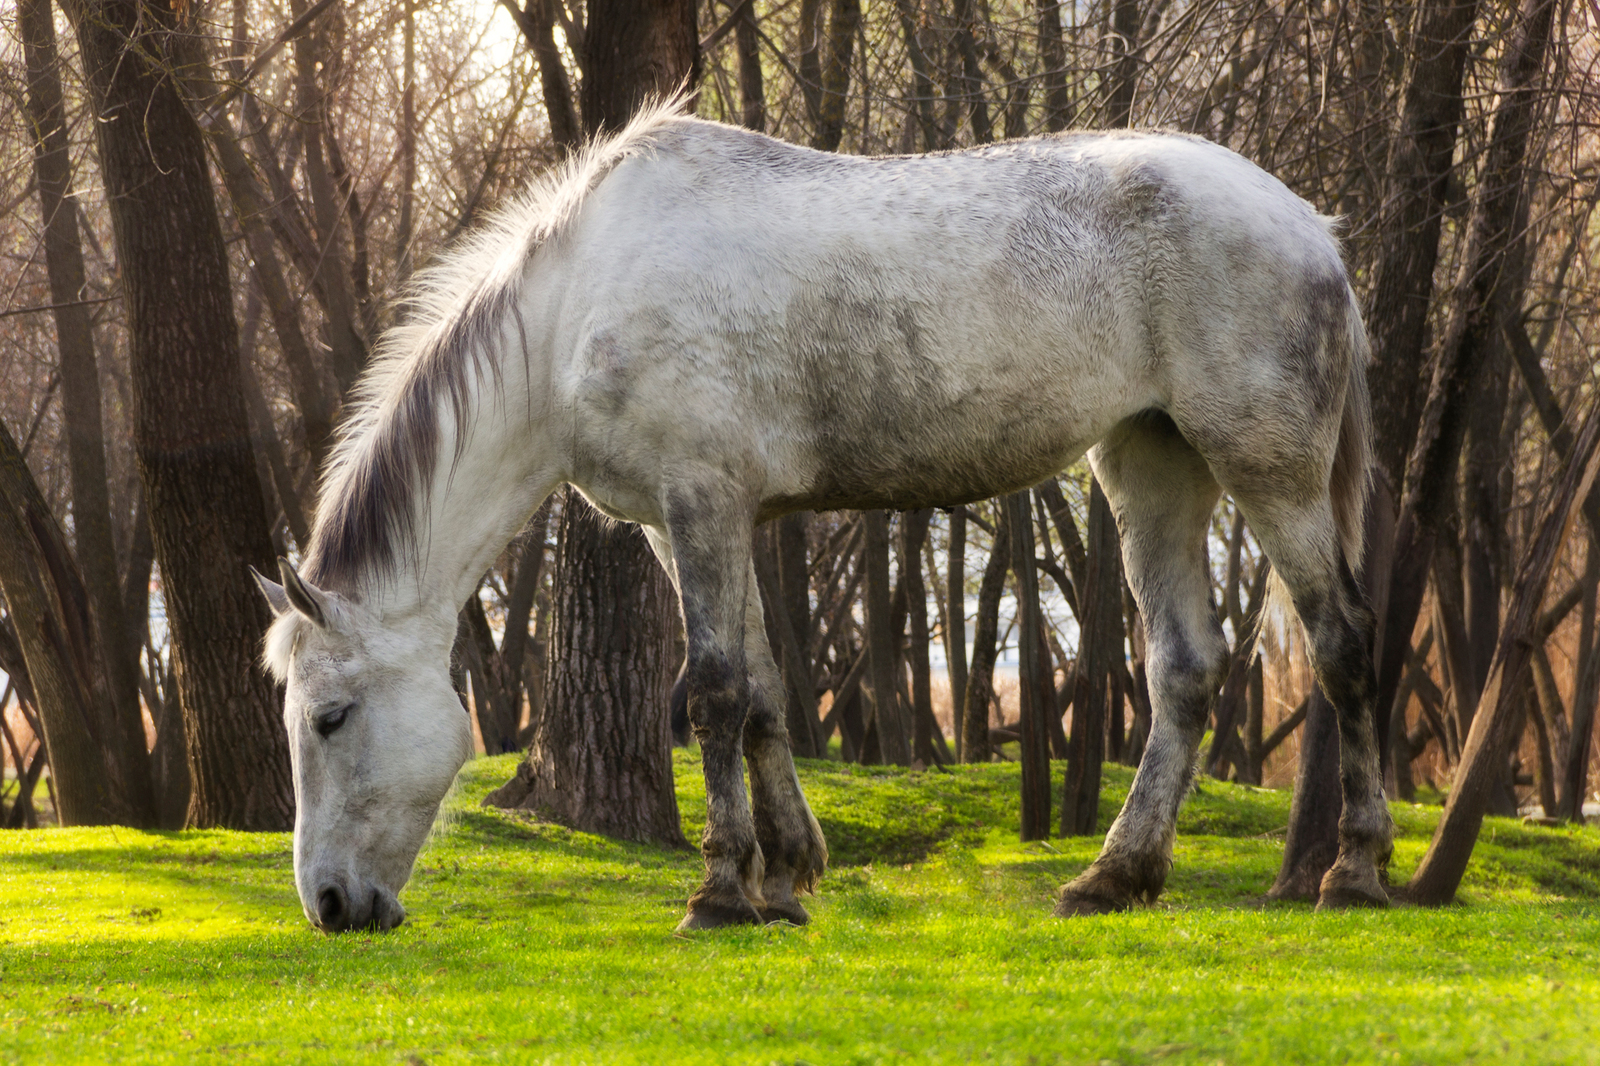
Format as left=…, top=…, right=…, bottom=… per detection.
left=550, top=120, right=1352, bottom=520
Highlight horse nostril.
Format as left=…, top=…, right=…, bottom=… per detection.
left=316, top=885, right=349, bottom=930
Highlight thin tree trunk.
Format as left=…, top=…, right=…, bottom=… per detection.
left=863, top=510, right=911, bottom=765
left=1035, top=0, right=1071, bottom=131
left=1009, top=492, right=1051, bottom=839
left=901, top=509, right=940, bottom=766
left=397, top=0, right=417, bottom=278
left=894, top=0, right=939, bottom=151
left=1106, top=0, right=1140, bottom=127
left=503, top=0, right=582, bottom=150
left=945, top=506, right=969, bottom=758
left=1063, top=480, right=1116, bottom=836
left=812, top=0, right=861, bottom=151
left=950, top=0, right=992, bottom=143
left=19, top=0, right=152, bottom=819
left=286, top=0, right=366, bottom=395
left=731, top=0, right=765, bottom=131
left=963, top=504, right=1010, bottom=763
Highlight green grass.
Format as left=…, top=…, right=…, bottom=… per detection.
left=3, top=753, right=1599, bottom=1065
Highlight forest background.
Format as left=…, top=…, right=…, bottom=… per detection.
left=0, top=0, right=1597, bottom=910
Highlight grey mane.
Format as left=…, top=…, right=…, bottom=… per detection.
left=302, top=98, right=692, bottom=591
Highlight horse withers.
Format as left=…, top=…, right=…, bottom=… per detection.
left=253, top=100, right=1387, bottom=934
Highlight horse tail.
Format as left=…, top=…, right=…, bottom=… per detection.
left=1257, top=284, right=1373, bottom=650
left=1329, top=285, right=1373, bottom=574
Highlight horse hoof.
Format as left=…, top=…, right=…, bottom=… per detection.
left=1314, top=869, right=1390, bottom=911
left=1052, top=891, right=1130, bottom=917
left=759, top=899, right=811, bottom=926
left=676, top=894, right=763, bottom=931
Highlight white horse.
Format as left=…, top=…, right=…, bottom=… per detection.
left=254, top=100, right=1388, bottom=934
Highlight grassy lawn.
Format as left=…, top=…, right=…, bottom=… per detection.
left=3, top=752, right=1599, bottom=1065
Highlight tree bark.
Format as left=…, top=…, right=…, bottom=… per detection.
left=487, top=495, right=686, bottom=845
left=1267, top=689, right=1343, bottom=900
left=63, top=0, right=292, bottom=830
left=731, top=0, right=766, bottom=131
left=19, top=0, right=152, bottom=819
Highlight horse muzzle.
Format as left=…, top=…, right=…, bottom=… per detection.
left=308, top=879, right=406, bottom=934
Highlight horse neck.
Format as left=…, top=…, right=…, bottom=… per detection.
left=371, top=303, right=563, bottom=625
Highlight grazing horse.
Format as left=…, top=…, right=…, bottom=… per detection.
left=254, top=99, right=1388, bottom=934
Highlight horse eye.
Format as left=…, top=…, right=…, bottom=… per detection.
left=315, top=703, right=352, bottom=738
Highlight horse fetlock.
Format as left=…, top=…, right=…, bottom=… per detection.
left=1053, top=851, right=1170, bottom=917
left=1339, top=801, right=1395, bottom=868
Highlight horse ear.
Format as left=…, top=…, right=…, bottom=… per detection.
left=276, top=558, right=330, bottom=629
left=250, top=565, right=292, bottom=618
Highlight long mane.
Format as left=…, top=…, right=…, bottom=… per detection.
left=301, top=98, right=691, bottom=593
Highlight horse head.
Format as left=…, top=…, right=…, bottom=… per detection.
left=253, top=560, right=471, bottom=933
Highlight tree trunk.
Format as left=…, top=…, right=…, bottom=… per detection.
left=901, top=509, right=940, bottom=766
left=894, top=0, right=940, bottom=151
left=63, top=0, right=292, bottom=830
left=1105, top=0, right=1140, bottom=127
left=1009, top=492, right=1052, bottom=839
left=1409, top=384, right=1600, bottom=903
left=1063, top=479, right=1117, bottom=836
left=1034, top=0, right=1071, bottom=131
left=19, top=0, right=153, bottom=819
left=0, top=419, right=150, bottom=825
left=945, top=506, right=969, bottom=757
left=863, top=510, right=911, bottom=765
left=1366, top=0, right=1485, bottom=766
left=963, top=504, right=1010, bottom=763
left=487, top=494, right=686, bottom=845
left=580, top=0, right=699, bottom=135
left=505, top=0, right=582, bottom=150
left=950, top=0, right=992, bottom=144
left=731, top=0, right=766, bottom=131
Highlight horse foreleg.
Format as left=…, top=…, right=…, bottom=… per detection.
left=740, top=565, right=828, bottom=924
left=1056, top=416, right=1230, bottom=915
left=646, top=517, right=766, bottom=930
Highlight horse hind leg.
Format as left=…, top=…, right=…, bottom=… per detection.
left=1056, top=412, right=1231, bottom=915
left=1227, top=490, right=1390, bottom=908
left=740, top=564, right=828, bottom=924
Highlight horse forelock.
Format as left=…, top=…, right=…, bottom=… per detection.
left=302, top=95, right=694, bottom=593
